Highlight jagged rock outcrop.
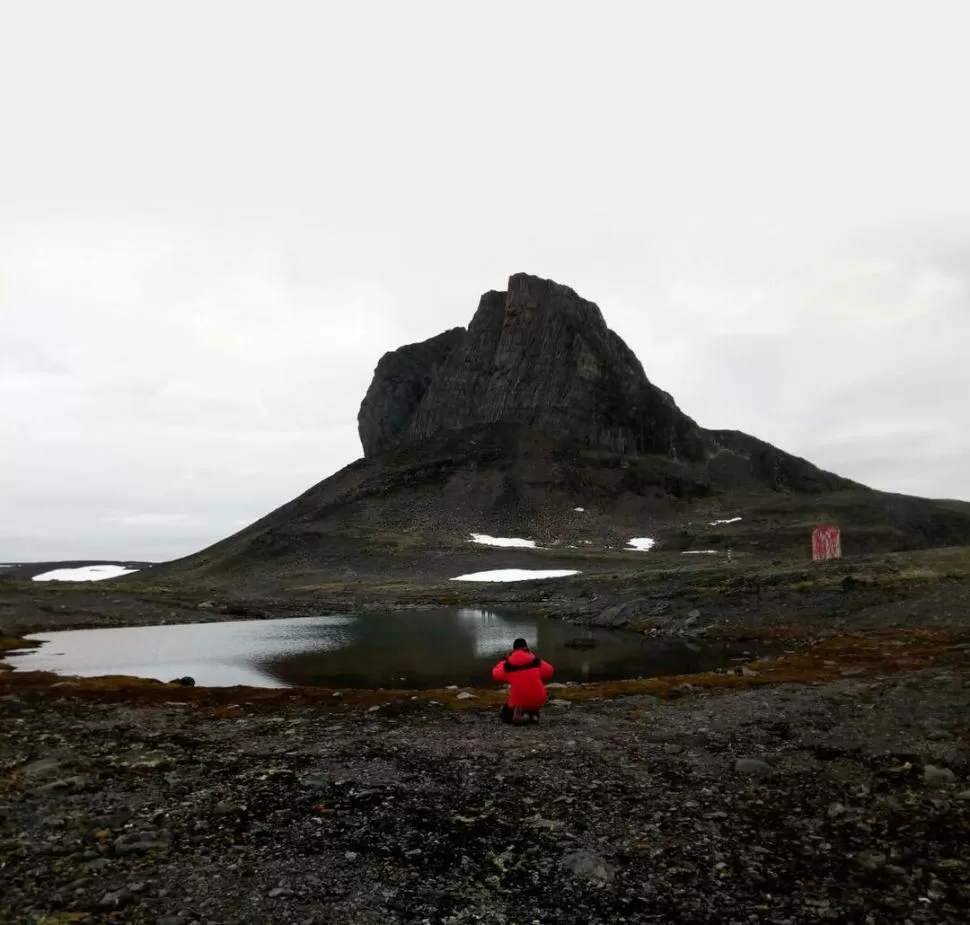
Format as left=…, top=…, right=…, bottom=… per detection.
left=357, top=327, right=465, bottom=459
left=359, top=273, right=705, bottom=460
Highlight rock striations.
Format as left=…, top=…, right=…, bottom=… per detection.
left=358, top=273, right=853, bottom=495
left=359, top=274, right=704, bottom=461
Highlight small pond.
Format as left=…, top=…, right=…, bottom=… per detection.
left=14, top=608, right=764, bottom=689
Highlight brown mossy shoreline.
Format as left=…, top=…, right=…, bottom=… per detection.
left=2, top=626, right=967, bottom=714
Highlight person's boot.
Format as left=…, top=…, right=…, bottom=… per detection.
left=512, top=706, right=523, bottom=725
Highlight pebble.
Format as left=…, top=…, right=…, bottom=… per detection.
left=854, top=851, right=887, bottom=871
left=98, top=888, right=133, bottom=909
left=114, top=831, right=172, bottom=856
left=735, top=758, right=773, bottom=778
left=560, top=849, right=614, bottom=885
left=923, top=765, right=957, bottom=786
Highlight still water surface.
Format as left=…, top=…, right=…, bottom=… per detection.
left=17, top=608, right=761, bottom=689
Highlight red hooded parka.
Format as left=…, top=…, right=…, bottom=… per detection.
left=491, top=648, right=554, bottom=710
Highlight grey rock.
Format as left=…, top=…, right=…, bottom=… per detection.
left=923, top=765, right=957, bottom=786
left=98, top=889, right=133, bottom=909
left=735, top=758, right=773, bottom=778
left=36, top=774, right=88, bottom=794
left=853, top=850, right=887, bottom=871
left=114, top=831, right=172, bottom=856
left=358, top=326, right=466, bottom=457
left=455, top=692, right=476, bottom=700
left=560, top=849, right=614, bottom=885
left=592, top=599, right=647, bottom=629
left=21, top=757, right=66, bottom=779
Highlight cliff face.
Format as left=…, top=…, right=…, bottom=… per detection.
left=356, top=327, right=465, bottom=459
left=358, top=273, right=706, bottom=460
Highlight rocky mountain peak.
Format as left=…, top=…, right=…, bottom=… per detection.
left=358, top=273, right=705, bottom=460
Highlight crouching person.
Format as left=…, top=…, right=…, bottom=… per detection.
left=491, top=638, right=554, bottom=724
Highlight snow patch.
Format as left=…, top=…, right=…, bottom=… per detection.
left=33, top=565, right=139, bottom=582
left=682, top=550, right=718, bottom=556
left=573, top=507, right=585, bottom=513
left=469, top=534, right=537, bottom=549
left=451, top=569, right=581, bottom=582
left=709, top=517, right=742, bottom=526
left=626, top=537, right=656, bottom=551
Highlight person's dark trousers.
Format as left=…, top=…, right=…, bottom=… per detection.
left=499, top=704, right=540, bottom=724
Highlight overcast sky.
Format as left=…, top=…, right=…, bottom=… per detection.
left=1, top=1, right=968, bottom=562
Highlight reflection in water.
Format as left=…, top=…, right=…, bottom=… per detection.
left=456, top=608, right=538, bottom=658
left=18, top=609, right=768, bottom=689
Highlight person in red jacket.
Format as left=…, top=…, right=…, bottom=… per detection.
left=491, top=638, right=554, bottom=724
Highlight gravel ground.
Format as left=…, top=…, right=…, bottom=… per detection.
left=3, top=669, right=969, bottom=925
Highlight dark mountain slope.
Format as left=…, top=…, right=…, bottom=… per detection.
left=153, top=274, right=970, bottom=587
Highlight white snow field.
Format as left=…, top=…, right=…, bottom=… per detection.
left=626, top=537, right=656, bottom=551
left=33, top=565, right=139, bottom=582
left=468, top=534, right=538, bottom=548
left=451, top=569, right=581, bottom=582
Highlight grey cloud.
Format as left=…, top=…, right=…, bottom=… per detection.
left=1, top=3, right=968, bottom=560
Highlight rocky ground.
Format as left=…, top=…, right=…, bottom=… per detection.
left=4, top=546, right=970, bottom=642
left=3, top=551, right=970, bottom=923
left=2, top=667, right=969, bottom=925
